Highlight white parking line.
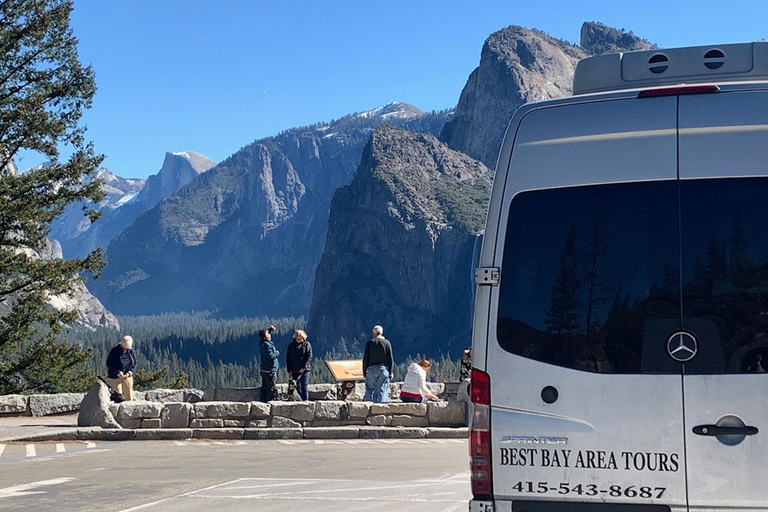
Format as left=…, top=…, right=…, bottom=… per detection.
left=0, top=445, right=5, bottom=457
left=0, top=477, right=75, bottom=499
left=25, top=445, right=35, bottom=458
left=55, top=444, right=65, bottom=453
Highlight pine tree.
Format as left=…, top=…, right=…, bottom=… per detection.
left=0, top=0, right=104, bottom=393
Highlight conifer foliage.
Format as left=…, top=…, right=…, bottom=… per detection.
left=0, top=0, right=104, bottom=393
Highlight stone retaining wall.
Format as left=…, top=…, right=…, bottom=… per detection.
left=108, top=400, right=468, bottom=429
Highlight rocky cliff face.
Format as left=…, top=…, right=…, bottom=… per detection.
left=307, top=126, right=491, bottom=355
left=440, top=23, right=656, bottom=169
left=50, top=152, right=214, bottom=259
left=90, top=104, right=452, bottom=317
left=579, top=21, right=656, bottom=56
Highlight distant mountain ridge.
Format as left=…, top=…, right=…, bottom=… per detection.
left=89, top=103, right=452, bottom=316
left=50, top=152, right=214, bottom=258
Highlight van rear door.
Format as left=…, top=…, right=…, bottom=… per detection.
left=679, top=91, right=768, bottom=511
left=487, top=97, right=687, bottom=510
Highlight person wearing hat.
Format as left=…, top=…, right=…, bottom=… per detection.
left=286, top=329, right=312, bottom=401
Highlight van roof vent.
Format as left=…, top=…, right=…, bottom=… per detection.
left=573, top=42, right=768, bottom=95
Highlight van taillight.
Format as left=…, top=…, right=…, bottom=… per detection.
left=470, top=368, right=493, bottom=500
left=637, top=84, right=720, bottom=98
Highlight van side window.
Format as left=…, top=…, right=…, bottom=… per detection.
left=497, top=181, right=680, bottom=374
left=681, top=177, right=768, bottom=374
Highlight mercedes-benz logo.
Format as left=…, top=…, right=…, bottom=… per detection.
left=667, top=331, right=698, bottom=362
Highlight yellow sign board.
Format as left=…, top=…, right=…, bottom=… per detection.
left=325, top=359, right=364, bottom=382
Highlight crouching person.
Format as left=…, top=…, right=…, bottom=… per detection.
left=400, top=359, right=439, bottom=403
left=106, top=335, right=137, bottom=401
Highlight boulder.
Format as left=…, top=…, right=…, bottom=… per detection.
left=272, top=416, right=301, bottom=428
left=193, top=401, right=250, bottom=419
left=161, top=403, right=192, bottom=428
left=0, top=394, right=28, bottom=415
left=117, top=401, right=163, bottom=420
left=314, top=401, right=344, bottom=420
left=308, top=384, right=336, bottom=400
left=271, top=401, right=316, bottom=422
left=428, top=401, right=467, bottom=427
left=29, top=393, right=84, bottom=417
left=370, top=403, right=427, bottom=416
left=77, top=381, right=121, bottom=428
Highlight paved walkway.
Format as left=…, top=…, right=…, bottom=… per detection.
left=0, top=413, right=80, bottom=442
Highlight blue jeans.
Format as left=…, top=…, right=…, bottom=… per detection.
left=291, top=371, right=310, bottom=401
left=364, top=365, right=390, bottom=402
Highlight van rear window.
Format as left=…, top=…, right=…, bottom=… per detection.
left=497, top=181, right=680, bottom=373
left=497, top=178, right=768, bottom=375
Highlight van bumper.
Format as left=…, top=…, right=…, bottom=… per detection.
left=469, top=499, right=495, bottom=512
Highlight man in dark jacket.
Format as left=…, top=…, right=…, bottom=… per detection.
left=259, top=326, right=279, bottom=402
left=363, top=325, right=394, bottom=402
left=106, top=335, right=137, bottom=401
left=286, top=329, right=312, bottom=401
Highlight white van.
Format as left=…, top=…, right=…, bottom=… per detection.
left=469, top=42, right=768, bottom=512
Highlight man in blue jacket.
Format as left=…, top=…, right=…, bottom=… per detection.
left=259, top=326, right=279, bottom=402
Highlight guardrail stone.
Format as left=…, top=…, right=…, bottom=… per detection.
left=190, top=418, right=223, bottom=428
left=390, top=415, right=429, bottom=427
left=270, top=401, right=316, bottom=422
left=193, top=401, right=250, bottom=419
left=366, top=415, right=392, bottom=426
left=303, top=427, right=360, bottom=439
left=272, top=416, right=301, bottom=428
left=135, top=429, right=192, bottom=440
left=141, top=418, right=162, bottom=428
left=309, top=384, right=337, bottom=401
left=161, top=403, right=192, bottom=428
left=28, top=393, right=84, bottom=417
left=428, top=401, right=467, bottom=427
left=244, top=428, right=302, bottom=440
left=314, top=401, right=344, bottom=420
left=0, top=394, right=28, bottom=415
left=192, top=428, right=244, bottom=439
left=359, top=427, right=427, bottom=439
left=370, top=403, right=427, bottom=416
left=249, top=402, right=271, bottom=418
left=345, top=402, right=370, bottom=419
left=117, top=401, right=163, bottom=420
left=248, top=419, right=268, bottom=428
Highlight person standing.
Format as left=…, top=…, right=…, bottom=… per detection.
left=400, top=359, right=439, bottom=403
left=259, top=326, right=279, bottom=402
left=106, top=335, right=137, bottom=401
left=286, top=329, right=312, bottom=401
left=363, top=325, right=394, bottom=403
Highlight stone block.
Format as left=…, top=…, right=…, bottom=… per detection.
left=161, top=403, right=191, bottom=429
left=303, top=427, right=360, bottom=439
left=311, top=419, right=342, bottom=427
left=425, top=382, right=445, bottom=396
left=224, top=419, right=246, bottom=427
left=428, top=401, right=467, bottom=427
left=0, top=394, right=28, bottom=415
left=76, top=429, right=136, bottom=441
left=190, top=418, right=223, bottom=428
left=314, top=401, right=344, bottom=420
left=120, top=419, right=141, bottom=429
left=141, top=418, right=162, bottom=428
left=142, top=389, right=185, bottom=403
left=359, top=427, right=427, bottom=439
left=202, top=389, right=215, bottom=401
left=135, top=429, right=193, bottom=440
left=185, top=390, right=205, bottom=403
left=117, top=401, right=163, bottom=420
left=345, top=402, right=370, bottom=419
left=248, top=419, right=267, bottom=428
left=249, top=402, right=271, bottom=418
left=443, top=382, right=461, bottom=396
left=426, top=427, right=468, bottom=439
left=370, top=403, right=427, bottom=416
left=132, top=391, right=146, bottom=401
left=77, top=381, right=120, bottom=429
left=109, top=403, right=119, bottom=418
left=308, top=384, right=336, bottom=400
left=390, top=415, right=429, bottom=427
left=366, top=415, right=392, bottom=426
left=244, top=428, right=302, bottom=440
left=193, top=401, right=250, bottom=419
left=192, top=428, right=244, bottom=440
left=29, top=393, right=84, bottom=417
left=270, top=401, right=315, bottom=421
left=271, top=416, right=301, bottom=428
left=340, top=419, right=367, bottom=426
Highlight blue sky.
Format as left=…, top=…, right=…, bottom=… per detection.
left=21, top=0, right=767, bottom=178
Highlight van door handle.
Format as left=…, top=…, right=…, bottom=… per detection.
left=693, top=425, right=759, bottom=436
